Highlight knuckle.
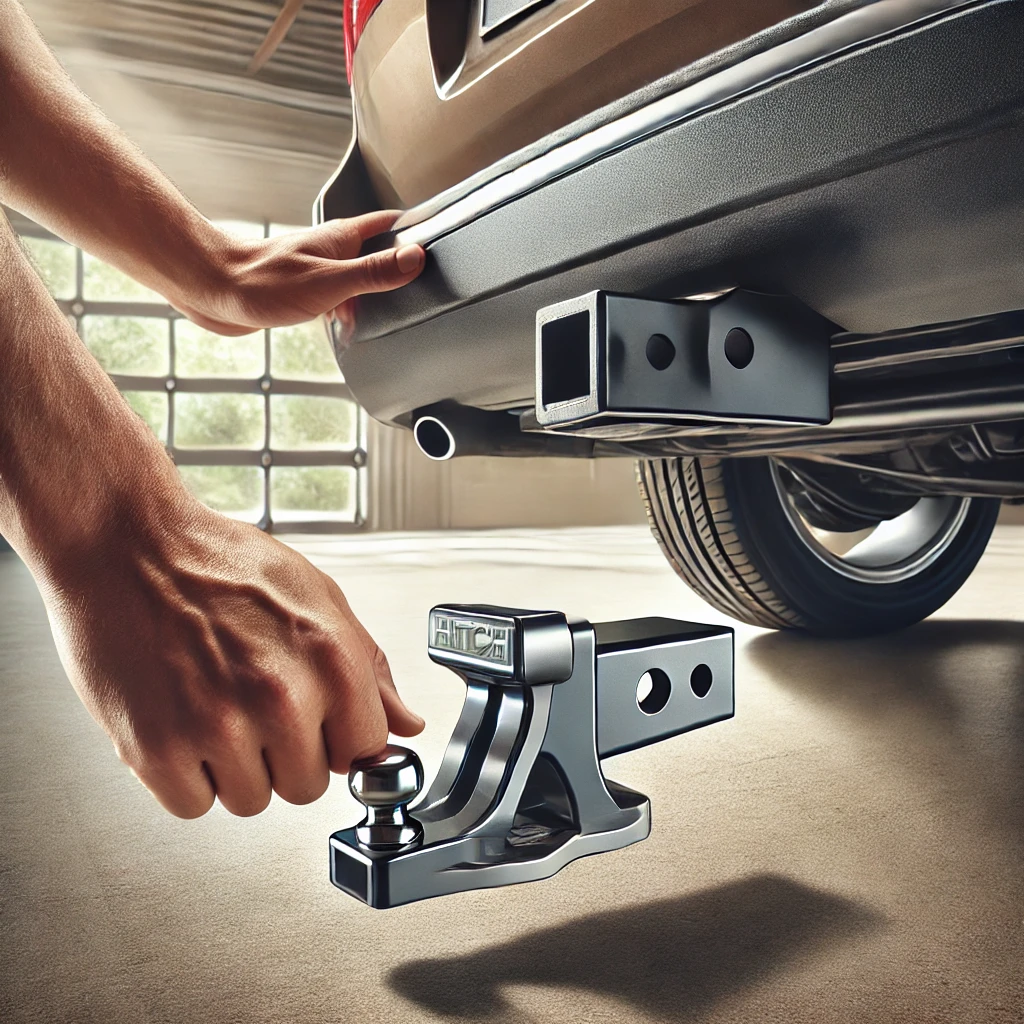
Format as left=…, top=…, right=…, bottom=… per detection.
left=130, top=728, right=184, bottom=772
left=359, top=254, right=391, bottom=292
left=253, top=673, right=298, bottom=717
left=112, top=736, right=141, bottom=768
left=352, top=717, right=389, bottom=765
left=169, top=792, right=215, bottom=820
left=200, top=704, right=249, bottom=751
left=326, top=723, right=387, bottom=775
left=369, top=644, right=392, bottom=680
left=226, top=788, right=272, bottom=818
left=277, top=772, right=329, bottom=807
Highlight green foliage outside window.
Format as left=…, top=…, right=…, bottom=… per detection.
left=174, top=393, right=265, bottom=449
left=176, top=320, right=264, bottom=378
left=177, top=466, right=264, bottom=517
left=22, top=237, right=76, bottom=299
left=82, top=316, right=169, bottom=375
left=272, top=467, right=354, bottom=515
left=270, top=321, right=342, bottom=381
left=271, top=395, right=356, bottom=450
left=82, top=253, right=163, bottom=302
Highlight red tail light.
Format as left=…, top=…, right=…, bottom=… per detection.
left=344, top=0, right=385, bottom=83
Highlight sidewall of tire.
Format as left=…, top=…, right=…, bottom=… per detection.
left=719, top=457, right=1000, bottom=636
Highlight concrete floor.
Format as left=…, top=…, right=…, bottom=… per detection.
left=1, top=526, right=1022, bottom=1024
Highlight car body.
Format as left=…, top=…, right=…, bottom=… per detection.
left=315, top=0, right=1024, bottom=635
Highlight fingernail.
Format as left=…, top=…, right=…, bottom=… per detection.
left=396, top=244, right=424, bottom=274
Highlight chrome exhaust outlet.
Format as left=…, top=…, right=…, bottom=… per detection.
left=412, top=415, right=457, bottom=461
left=412, top=402, right=597, bottom=460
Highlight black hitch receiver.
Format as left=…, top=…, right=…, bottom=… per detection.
left=534, top=290, right=833, bottom=431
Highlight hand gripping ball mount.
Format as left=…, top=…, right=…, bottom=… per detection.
left=330, top=604, right=734, bottom=908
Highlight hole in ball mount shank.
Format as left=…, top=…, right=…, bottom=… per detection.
left=690, top=663, right=713, bottom=698
left=636, top=668, right=671, bottom=715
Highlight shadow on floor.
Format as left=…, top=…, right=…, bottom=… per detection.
left=388, top=873, right=881, bottom=1022
left=746, top=619, right=1024, bottom=832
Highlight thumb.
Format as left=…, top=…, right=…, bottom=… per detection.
left=335, top=244, right=425, bottom=301
left=347, top=617, right=426, bottom=738
left=379, top=683, right=426, bottom=738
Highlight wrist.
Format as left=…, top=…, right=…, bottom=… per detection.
left=152, top=216, right=243, bottom=314
left=161, top=223, right=260, bottom=332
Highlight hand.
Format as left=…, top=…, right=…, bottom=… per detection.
left=171, top=210, right=425, bottom=338
left=40, top=495, right=424, bottom=818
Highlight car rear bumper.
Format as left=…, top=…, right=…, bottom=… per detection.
left=334, top=0, right=1024, bottom=427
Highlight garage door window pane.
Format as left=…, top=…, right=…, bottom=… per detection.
left=178, top=466, right=263, bottom=520
left=82, top=316, right=170, bottom=375
left=23, top=237, right=76, bottom=299
left=270, top=396, right=356, bottom=450
left=174, top=393, right=265, bottom=449
left=270, top=321, right=342, bottom=381
left=271, top=467, right=355, bottom=518
left=176, top=321, right=264, bottom=378
left=123, top=391, right=168, bottom=443
left=82, top=253, right=163, bottom=302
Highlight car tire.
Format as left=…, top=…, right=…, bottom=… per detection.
left=636, top=455, right=1000, bottom=636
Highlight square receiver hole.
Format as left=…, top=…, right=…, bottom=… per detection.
left=541, top=311, right=592, bottom=407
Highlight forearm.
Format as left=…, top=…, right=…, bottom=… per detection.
left=0, top=0, right=233, bottom=307
left=0, top=212, right=189, bottom=575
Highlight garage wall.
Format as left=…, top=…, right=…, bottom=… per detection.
left=366, top=421, right=647, bottom=531
left=365, top=421, right=1024, bottom=531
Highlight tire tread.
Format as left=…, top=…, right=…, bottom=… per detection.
left=637, top=457, right=804, bottom=630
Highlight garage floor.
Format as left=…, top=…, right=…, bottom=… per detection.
left=1, top=526, right=1022, bottom=1024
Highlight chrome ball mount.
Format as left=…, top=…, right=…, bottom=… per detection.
left=331, top=604, right=734, bottom=909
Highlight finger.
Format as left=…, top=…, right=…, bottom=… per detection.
left=262, top=725, right=331, bottom=806
left=362, top=640, right=425, bottom=737
left=321, top=665, right=389, bottom=775
left=346, top=618, right=425, bottom=737
left=311, top=212, right=399, bottom=261
left=332, top=244, right=426, bottom=302
left=131, top=755, right=216, bottom=820
left=379, top=681, right=426, bottom=737
left=349, top=209, right=402, bottom=240
left=203, top=747, right=273, bottom=817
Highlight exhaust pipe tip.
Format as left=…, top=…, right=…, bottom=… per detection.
left=413, top=415, right=456, bottom=461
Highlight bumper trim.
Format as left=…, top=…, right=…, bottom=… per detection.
left=391, top=0, right=977, bottom=247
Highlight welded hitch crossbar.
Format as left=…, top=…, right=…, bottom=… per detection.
left=330, top=605, right=734, bottom=909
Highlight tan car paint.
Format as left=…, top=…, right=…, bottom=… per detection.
left=353, top=0, right=821, bottom=209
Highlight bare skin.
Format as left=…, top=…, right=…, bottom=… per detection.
left=0, top=0, right=426, bottom=818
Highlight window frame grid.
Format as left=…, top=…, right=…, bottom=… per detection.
left=21, top=221, right=368, bottom=532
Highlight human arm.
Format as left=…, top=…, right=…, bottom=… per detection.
left=0, top=215, right=423, bottom=817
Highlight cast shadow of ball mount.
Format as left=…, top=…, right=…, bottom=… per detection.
left=388, top=873, right=881, bottom=1022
